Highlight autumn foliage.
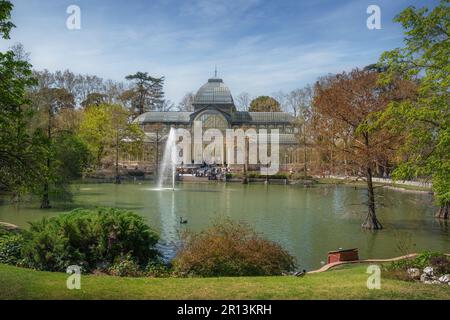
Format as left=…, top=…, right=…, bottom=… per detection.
left=173, top=219, right=296, bottom=277
left=312, top=69, right=416, bottom=229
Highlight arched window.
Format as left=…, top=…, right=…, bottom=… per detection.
left=196, top=111, right=229, bottom=131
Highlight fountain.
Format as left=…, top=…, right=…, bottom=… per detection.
left=157, top=128, right=178, bottom=190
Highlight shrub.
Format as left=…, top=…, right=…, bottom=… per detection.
left=145, top=261, right=172, bottom=278
left=247, top=173, right=288, bottom=180
left=0, top=225, right=8, bottom=237
left=0, top=234, right=25, bottom=265
left=0, top=224, right=21, bottom=237
left=21, top=208, right=160, bottom=272
left=173, top=219, right=296, bottom=277
left=385, top=252, right=450, bottom=276
left=108, top=254, right=143, bottom=277
left=429, top=255, right=450, bottom=275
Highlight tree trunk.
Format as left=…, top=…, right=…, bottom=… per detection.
left=114, top=133, right=121, bottom=184
left=40, top=182, right=51, bottom=209
left=242, top=136, right=248, bottom=184
left=303, top=129, right=307, bottom=178
left=41, top=107, right=52, bottom=209
left=436, top=204, right=449, bottom=219
left=41, top=158, right=51, bottom=209
left=362, top=166, right=382, bottom=230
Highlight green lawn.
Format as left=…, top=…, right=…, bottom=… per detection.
left=0, top=264, right=449, bottom=300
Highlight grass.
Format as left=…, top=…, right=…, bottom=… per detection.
left=0, top=264, right=449, bottom=300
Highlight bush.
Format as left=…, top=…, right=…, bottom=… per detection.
left=173, top=219, right=296, bottom=277
left=0, top=234, right=25, bottom=265
left=0, top=224, right=21, bottom=237
left=247, top=173, right=288, bottom=180
left=21, top=208, right=160, bottom=272
left=429, top=255, right=450, bottom=275
left=145, top=261, right=172, bottom=278
left=385, top=252, right=450, bottom=276
left=108, top=254, right=143, bottom=277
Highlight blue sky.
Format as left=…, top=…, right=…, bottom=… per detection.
left=2, top=0, right=439, bottom=103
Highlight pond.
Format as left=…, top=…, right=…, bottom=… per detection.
left=0, top=182, right=448, bottom=270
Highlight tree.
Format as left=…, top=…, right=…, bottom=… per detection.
left=288, top=86, right=314, bottom=176
left=287, top=86, right=313, bottom=117
left=0, top=4, right=93, bottom=208
left=0, top=1, right=44, bottom=198
left=159, top=99, right=175, bottom=112
left=272, top=91, right=287, bottom=112
left=235, top=92, right=251, bottom=111
left=81, top=92, right=107, bottom=108
left=249, top=96, right=281, bottom=112
left=9, top=42, right=30, bottom=62
left=378, top=0, right=449, bottom=219
left=79, top=104, right=144, bottom=183
left=313, top=69, right=414, bottom=230
left=30, top=88, right=79, bottom=208
left=0, top=1, right=14, bottom=39
left=124, top=72, right=165, bottom=115
left=178, top=92, right=195, bottom=111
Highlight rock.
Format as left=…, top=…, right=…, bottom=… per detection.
left=420, top=273, right=431, bottom=282
left=423, top=266, right=434, bottom=276
left=407, top=268, right=421, bottom=280
left=431, top=280, right=441, bottom=285
left=438, top=275, right=450, bottom=284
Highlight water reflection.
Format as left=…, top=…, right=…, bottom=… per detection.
left=156, top=190, right=178, bottom=261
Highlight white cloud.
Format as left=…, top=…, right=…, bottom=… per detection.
left=2, top=0, right=412, bottom=103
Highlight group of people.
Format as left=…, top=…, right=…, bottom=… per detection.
left=179, top=164, right=231, bottom=181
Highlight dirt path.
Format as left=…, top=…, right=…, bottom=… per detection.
left=0, top=222, right=20, bottom=230
left=308, top=253, right=450, bottom=273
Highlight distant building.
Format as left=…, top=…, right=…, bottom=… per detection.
left=131, top=76, right=302, bottom=171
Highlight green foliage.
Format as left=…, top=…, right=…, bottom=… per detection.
left=49, top=133, right=91, bottom=199
left=0, top=0, right=14, bottom=39
left=247, top=173, right=288, bottom=179
left=378, top=1, right=450, bottom=208
left=0, top=234, right=25, bottom=265
left=387, top=251, right=449, bottom=272
left=21, top=208, right=160, bottom=272
left=0, top=3, right=43, bottom=194
left=108, top=254, right=143, bottom=277
left=173, top=219, right=296, bottom=277
left=79, top=104, right=144, bottom=167
left=249, top=96, right=282, bottom=112
left=124, top=72, right=165, bottom=115
left=145, top=260, right=172, bottom=278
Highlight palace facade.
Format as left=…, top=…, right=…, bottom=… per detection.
left=131, top=76, right=303, bottom=172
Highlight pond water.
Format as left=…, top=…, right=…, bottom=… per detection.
left=0, top=182, right=448, bottom=270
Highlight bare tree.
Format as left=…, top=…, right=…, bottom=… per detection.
left=9, top=42, right=30, bottom=62
left=235, top=92, right=251, bottom=111
left=178, top=92, right=195, bottom=111
left=159, top=99, right=175, bottom=112
left=272, top=91, right=287, bottom=112
left=286, top=86, right=312, bottom=117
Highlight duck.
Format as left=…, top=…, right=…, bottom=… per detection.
left=294, top=269, right=307, bottom=277
left=179, top=217, right=188, bottom=224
